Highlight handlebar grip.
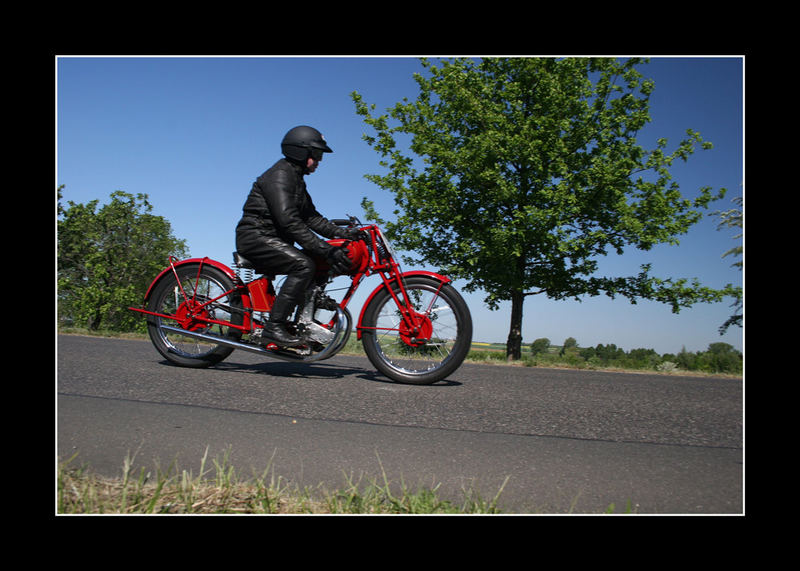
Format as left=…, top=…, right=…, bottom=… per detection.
left=331, top=219, right=351, bottom=226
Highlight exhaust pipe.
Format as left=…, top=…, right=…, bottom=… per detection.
left=160, top=307, right=347, bottom=363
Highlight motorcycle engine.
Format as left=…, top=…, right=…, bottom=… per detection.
left=296, top=288, right=336, bottom=346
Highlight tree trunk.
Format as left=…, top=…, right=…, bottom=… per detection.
left=506, top=289, right=524, bottom=360
left=87, top=311, right=102, bottom=331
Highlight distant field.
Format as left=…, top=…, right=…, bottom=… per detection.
left=471, top=341, right=557, bottom=355
left=471, top=341, right=517, bottom=353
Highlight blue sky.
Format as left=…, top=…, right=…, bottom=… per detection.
left=56, top=56, right=744, bottom=355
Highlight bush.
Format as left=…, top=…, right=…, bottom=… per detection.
left=657, top=361, right=678, bottom=372
left=504, top=337, right=742, bottom=376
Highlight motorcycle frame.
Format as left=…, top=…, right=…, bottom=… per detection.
left=129, top=225, right=451, bottom=344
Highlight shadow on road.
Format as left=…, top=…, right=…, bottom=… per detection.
left=158, top=358, right=462, bottom=387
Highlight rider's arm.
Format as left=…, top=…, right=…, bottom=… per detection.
left=263, top=169, right=333, bottom=255
left=304, top=193, right=348, bottom=240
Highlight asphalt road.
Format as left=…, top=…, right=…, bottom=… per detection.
left=56, top=334, right=743, bottom=514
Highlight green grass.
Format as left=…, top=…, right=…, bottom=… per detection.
left=57, top=448, right=509, bottom=515
left=57, top=450, right=644, bottom=514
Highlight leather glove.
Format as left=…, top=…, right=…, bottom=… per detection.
left=340, top=228, right=369, bottom=243
left=326, top=246, right=352, bottom=275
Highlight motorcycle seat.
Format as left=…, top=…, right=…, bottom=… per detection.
left=233, top=252, right=276, bottom=281
left=233, top=251, right=255, bottom=269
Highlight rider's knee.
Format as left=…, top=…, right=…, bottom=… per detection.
left=291, top=254, right=316, bottom=279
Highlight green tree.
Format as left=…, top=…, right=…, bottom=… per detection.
left=625, top=347, right=660, bottom=369
left=675, top=346, right=698, bottom=371
left=704, top=342, right=742, bottom=373
left=714, top=195, right=743, bottom=334
left=530, top=337, right=550, bottom=355
left=353, top=57, right=738, bottom=360
left=559, top=336, right=577, bottom=356
left=595, top=343, right=625, bottom=363
left=57, top=186, right=188, bottom=331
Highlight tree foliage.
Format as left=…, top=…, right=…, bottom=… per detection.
left=57, top=186, right=188, bottom=331
left=529, top=337, right=550, bottom=356
left=352, top=57, right=739, bottom=359
left=714, top=195, right=743, bottom=334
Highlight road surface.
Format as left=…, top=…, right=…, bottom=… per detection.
left=56, top=334, right=743, bottom=514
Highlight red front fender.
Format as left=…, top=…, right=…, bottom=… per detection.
left=356, top=271, right=452, bottom=339
left=142, top=257, right=238, bottom=302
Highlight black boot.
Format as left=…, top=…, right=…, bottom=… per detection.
left=262, top=321, right=302, bottom=347
left=262, top=295, right=302, bottom=347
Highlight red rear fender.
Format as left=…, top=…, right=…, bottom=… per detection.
left=143, top=257, right=237, bottom=302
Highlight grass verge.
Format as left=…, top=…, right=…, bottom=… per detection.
left=57, top=448, right=509, bottom=515
left=57, top=328, right=739, bottom=378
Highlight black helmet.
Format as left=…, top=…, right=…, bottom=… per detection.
left=281, top=125, right=333, bottom=162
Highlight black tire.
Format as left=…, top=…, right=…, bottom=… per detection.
left=146, top=264, right=242, bottom=368
left=361, top=276, right=472, bottom=384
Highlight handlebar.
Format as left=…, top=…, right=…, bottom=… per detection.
left=331, top=215, right=363, bottom=227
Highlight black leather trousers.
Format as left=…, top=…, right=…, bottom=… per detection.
left=236, top=235, right=316, bottom=322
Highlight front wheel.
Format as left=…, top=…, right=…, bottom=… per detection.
left=361, top=276, right=472, bottom=384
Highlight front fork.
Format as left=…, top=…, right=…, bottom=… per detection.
left=356, top=271, right=449, bottom=343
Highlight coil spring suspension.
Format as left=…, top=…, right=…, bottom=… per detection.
left=234, top=258, right=254, bottom=283
left=374, top=239, right=388, bottom=261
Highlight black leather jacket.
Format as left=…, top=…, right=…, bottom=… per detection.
left=236, top=159, right=343, bottom=256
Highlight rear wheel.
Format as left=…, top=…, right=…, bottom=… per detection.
left=361, top=276, right=472, bottom=384
left=146, top=264, right=243, bottom=368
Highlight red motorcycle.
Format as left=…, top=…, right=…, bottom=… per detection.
left=129, top=217, right=472, bottom=385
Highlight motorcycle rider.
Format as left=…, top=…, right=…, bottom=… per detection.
left=235, top=125, right=358, bottom=347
